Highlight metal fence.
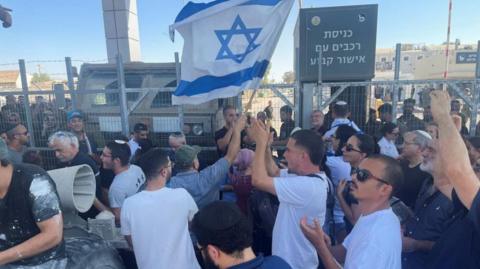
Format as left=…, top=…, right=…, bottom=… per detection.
left=0, top=43, right=479, bottom=169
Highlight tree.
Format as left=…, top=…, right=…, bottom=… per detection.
left=31, top=73, right=51, bottom=83
left=282, top=71, right=295, bottom=84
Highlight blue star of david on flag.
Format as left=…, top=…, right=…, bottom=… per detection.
left=170, top=0, right=295, bottom=105
left=215, top=15, right=262, bottom=64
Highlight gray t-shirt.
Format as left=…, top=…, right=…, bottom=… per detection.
left=108, top=165, right=146, bottom=209
left=8, top=146, right=27, bottom=164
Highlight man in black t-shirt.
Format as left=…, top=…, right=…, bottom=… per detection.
left=0, top=138, right=66, bottom=268
left=397, top=130, right=431, bottom=209
left=215, top=105, right=238, bottom=157
left=48, top=131, right=108, bottom=220
left=272, top=105, right=295, bottom=159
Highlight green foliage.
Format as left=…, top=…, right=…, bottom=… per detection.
left=31, top=73, right=51, bottom=83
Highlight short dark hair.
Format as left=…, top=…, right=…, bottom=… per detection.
left=223, top=105, right=236, bottom=115
left=334, top=125, right=357, bottom=156
left=6, top=123, right=23, bottom=140
left=192, top=201, right=252, bottom=256
left=106, top=141, right=131, bottom=166
left=380, top=122, right=398, bottom=136
left=290, top=129, right=325, bottom=165
left=137, top=148, right=169, bottom=181
left=354, top=133, right=377, bottom=156
left=333, top=102, right=349, bottom=118
left=378, top=103, right=393, bottom=114
left=404, top=98, right=416, bottom=105
left=134, top=123, right=148, bottom=133
left=280, top=105, right=293, bottom=115
left=367, top=154, right=404, bottom=194
left=131, top=139, right=155, bottom=164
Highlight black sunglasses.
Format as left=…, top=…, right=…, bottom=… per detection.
left=352, top=167, right=391, bottom=185
left=344, top=144, right=363, bottom=153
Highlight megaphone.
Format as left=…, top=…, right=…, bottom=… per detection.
left=47, top=165, right=96, bottom=213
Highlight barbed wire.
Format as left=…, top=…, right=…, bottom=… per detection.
left=0, top=62, right=18, bottom=66
left=71, top=58, right=113, bottom=63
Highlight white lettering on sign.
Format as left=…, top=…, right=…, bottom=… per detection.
left=323, top=30, right=353, bottom=39
left=331, top=43, right=361, bottom=52
left=315, top=44, right=330, bottom=52
left=310, top=55, right=366, bottom=66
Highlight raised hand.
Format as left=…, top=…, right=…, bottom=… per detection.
left=234, top=114, right=247, bottom=132
left=300, top=217, right=330, bottom=248
left=249, top=118, right=270, bottom=147
left=430, top=90, right=451, bottom=123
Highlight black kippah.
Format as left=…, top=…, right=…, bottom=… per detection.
left=194, top=201, right=243, bottom=231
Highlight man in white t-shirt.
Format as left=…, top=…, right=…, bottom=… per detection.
left=121, top=149, right=199, bottom=269
left=301, top=155, right=404, bottom=269
left=128, top=123, right=149, bottom=159
left=101, top=140, right=146, bottom=225
left=249, top=120, right=329, bottom=269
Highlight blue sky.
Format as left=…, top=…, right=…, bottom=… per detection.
left=0, top=0, right=478, bottom=80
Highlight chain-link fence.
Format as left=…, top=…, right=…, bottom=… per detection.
left=0, top=47, right=478, bottom=169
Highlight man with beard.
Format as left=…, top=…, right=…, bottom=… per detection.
left=250, top=122, right=329, bottom=269
left=121, top=148, right=200, bottom=269
left=401, top=138, right=455, bottom=269
left=300, top=155, right=403, bottom=269
left=192, top=201, right=291, bottom=269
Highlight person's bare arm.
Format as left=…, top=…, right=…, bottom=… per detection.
left=112, top=207, right=121, bottom=226
left=265, top=129, right=280, bottom=177
left=265, top=147, right=280, bottom=177
left=0, top=214, right=63, bottom=266
left=217, top=127, right=234, bottom=152
left=402, top=236, right=435, bottom=252
left=93, top=198, right=110, bottom=212
left=124, top=235, right=133, bottom=249
left=224, top=116, right=246, bottom=164
left=250, top=119, right=276, bottom=195
left=430, top=90, right=480, bottom=209
left=300, top=217, right=344, bottom=269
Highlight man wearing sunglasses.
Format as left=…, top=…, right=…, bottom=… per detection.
left=5, top=123, right=29, bottom=164
left=301, top=155, right=404, bottom=269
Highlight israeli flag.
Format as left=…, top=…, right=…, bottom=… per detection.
left=170, top=0, right=294, bottom=105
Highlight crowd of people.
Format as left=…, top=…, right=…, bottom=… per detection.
left=1, top=90, right=480, bottom=269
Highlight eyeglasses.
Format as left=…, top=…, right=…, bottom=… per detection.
left=344, top=144, right=363, bottom=153
left=403, top=141, right=418, bottom=146
left=352, top=167, right=391, bottom=185
left=15, top=131, right=28, bottom=136
left=391, top=132, right=400, bottom=136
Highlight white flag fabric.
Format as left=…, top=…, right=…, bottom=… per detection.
left=170, top=0, right=294, bottom=105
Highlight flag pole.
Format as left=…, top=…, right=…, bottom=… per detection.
left=443, top=0, right=452, bottom=91
left=244, top=88, right=257, bottom=113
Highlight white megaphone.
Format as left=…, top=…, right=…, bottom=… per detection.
left=47, top=164, right=96, bottom=214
